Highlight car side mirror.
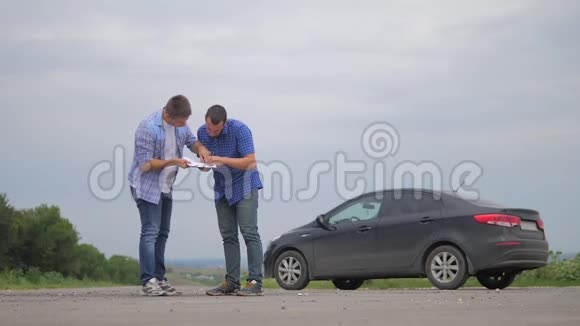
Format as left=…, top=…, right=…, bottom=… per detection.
left=316, top=214, right=335, bottom=231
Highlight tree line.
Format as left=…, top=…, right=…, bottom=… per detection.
left=0, top=194, right=139, bottom=284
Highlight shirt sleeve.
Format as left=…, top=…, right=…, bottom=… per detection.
left=185, top=126, right=198, bottom=148
left=237, top=124, right=255, bottom=157
left=135, top=126, right=155, bottom=166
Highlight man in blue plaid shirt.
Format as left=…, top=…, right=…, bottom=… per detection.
left=198, top=105, right=265, bottom=296
left=128, top=95, right=210, bottom=296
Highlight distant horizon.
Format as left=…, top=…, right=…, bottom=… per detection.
left=3, top=191, right=579, bottom=259
left=163, top=251, right=580, bottom=264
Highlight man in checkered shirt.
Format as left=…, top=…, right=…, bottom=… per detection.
left=198, top=105, right=265, bottom=296
left=128, top=95, right=211, bottom=296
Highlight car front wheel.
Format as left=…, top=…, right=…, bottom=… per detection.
left=476, top=271, right=517, bottom=289
left=274, top=250, right=310, bottom=290
left=425, top=245, right=469, bottom=290
left=332, top=279, right=364, bottom=290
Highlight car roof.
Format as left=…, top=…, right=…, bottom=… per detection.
left=356, top=188, right=505, bottom=208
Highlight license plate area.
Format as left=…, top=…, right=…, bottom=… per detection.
left=520, top=221, right=538, bottom=231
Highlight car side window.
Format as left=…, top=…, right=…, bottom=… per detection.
left=328, top=197, right=383, bottom=225
left=382, top=192, right=441, bottom=217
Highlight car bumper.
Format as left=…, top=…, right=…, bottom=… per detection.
left=466, top=239, right=549, bottom=273
left=263, top=247, right=274, bottom=278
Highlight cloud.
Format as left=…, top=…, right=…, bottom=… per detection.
left=0, top=1, right=579, bottom=257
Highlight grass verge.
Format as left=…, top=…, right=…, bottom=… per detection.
left=0, top=270, right=128, bottom=290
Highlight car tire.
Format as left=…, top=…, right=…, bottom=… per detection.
left=425, top=245, right=469, bottom=290
left=274, top=250, right=310, bottom=290
left=476, top=271, right=517, bottom=290
left=332, top=279, right=365, bottom=290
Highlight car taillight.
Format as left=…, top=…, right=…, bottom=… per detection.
left=473, top=214, right=521, bottom=227
left=537, top=218, right=544, bottom=230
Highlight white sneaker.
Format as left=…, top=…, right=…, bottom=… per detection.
left=159, top=279, right=182, bottom=296
left=142, top=278, right=167, bottom=296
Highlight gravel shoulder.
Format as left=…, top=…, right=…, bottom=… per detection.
left=1, top=286, right=579, bottom=326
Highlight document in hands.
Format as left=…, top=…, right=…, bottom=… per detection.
left=184, top=157, right=217, bottom=169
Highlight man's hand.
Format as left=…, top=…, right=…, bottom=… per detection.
left=206, top=156, right=227, bottom=167
left=198, top=147, right=211, bottom=163
left=191, top=141, right=211, bottom=163
left=173, top=158, right=190, bottom=169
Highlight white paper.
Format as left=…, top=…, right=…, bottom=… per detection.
left=184, top=157, right=217, bottom=169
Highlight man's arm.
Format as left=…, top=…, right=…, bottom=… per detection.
left=190, top=141, right=211, bottom=162
left=136, top=126, right=189, bottom=172
left=185, top=126, right=210, bottom=162
left=141, top=158, right=189, bottom=172
left=206, top=124, right=257, bottom=170
left=207, top=153, right=257, bottom=170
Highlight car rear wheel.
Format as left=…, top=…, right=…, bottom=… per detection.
left=332, top=279, right=364, bottom=290
left=476, top=271, right=517, bottom=290
left=274, top=250, right=310, bottom=290
left=425, top=245, right=469, bottom=290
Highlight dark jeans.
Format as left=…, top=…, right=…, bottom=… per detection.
left=216, top=189, right=263, bottom=285
left=131, top=187, right=172, bottom=284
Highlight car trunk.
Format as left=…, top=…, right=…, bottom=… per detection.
left=501, top=208, right=545, bottom=240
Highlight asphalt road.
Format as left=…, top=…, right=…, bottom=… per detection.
left=1, top=286, right=579, bottom=326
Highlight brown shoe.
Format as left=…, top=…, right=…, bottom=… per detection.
left=236, top=280, right=264, bottom=296
left=205, top=281, right=240, bottom=296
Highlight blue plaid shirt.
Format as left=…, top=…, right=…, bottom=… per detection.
left=197, top=119, right=263, bottom=205
left=128, top=110, right=198, bottom=204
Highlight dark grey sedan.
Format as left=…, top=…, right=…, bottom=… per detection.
left=263, top=189, right=549, bottom=290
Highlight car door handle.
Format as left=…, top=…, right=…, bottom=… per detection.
left=357, top=226, right=374, bottom=233
left=420, top=216, right=435, bottom=224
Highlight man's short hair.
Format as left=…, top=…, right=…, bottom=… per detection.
left=206, top=105, right=227, bottom=125
left=165, top=95, right=192, bottom=118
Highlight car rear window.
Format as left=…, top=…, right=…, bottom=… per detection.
left=444, top=192, right=505, bottom=208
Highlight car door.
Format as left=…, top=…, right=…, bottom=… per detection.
left=312, top=194, right=384, bottom=277
left=374, top=190, right=443, bottom=272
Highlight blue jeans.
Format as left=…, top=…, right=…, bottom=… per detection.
left=216, top=189, right=263, bottom=285
left=131, top=187, right=172, bottom=284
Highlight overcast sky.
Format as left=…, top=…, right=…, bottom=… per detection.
left=1, top=0, right=579, bottom=259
